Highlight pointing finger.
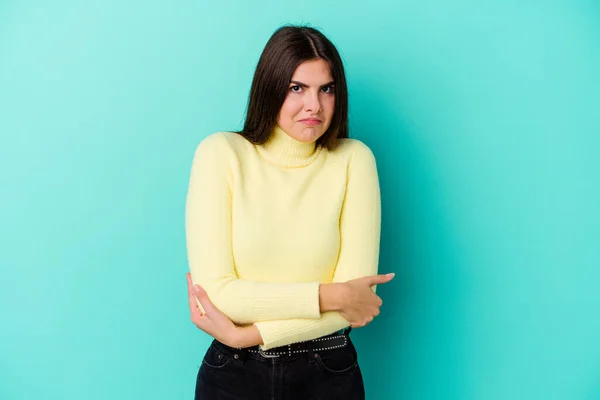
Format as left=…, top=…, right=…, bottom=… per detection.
left=366, top=273, right=395, bottom=286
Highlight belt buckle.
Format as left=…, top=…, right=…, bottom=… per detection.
left=258, top=348, right=280, bottom=358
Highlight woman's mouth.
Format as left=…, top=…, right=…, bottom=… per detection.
left=299, top=118, right=322, bottom=126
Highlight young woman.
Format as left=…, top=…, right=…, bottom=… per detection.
left=185, top=24, right=394, bottom=399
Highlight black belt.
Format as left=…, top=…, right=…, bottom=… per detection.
left=244, top=327, right=352, bottom=358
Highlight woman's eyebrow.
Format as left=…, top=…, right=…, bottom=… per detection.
left=290, top=80, right=335, bottom=88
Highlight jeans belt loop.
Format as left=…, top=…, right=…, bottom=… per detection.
left=237, top=347, right=249, bottom=363
left=306, top=339, right=316, bottom=364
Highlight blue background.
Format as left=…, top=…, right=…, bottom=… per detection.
left=1, top=1, right=599, bottom=399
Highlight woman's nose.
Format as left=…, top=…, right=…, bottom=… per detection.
left=304, top=91, right=321, bottom=113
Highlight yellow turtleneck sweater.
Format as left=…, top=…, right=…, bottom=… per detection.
left=185, top=125, right=381, bottom=350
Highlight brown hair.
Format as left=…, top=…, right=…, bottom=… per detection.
left=237, top=25, right=349, bottom=149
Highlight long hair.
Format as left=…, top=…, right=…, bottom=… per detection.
left=237, top=25, right=349, bottom=149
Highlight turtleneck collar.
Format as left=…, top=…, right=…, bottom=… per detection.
left=256, top=124, right=322, bottom=168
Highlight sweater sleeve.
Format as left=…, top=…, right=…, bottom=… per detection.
left=185, top=133, right=322, bottom=325
left=254, top=141, right=382, bottom=350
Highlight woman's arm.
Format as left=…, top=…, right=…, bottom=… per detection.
left=186, top=133, right=327, bottom=324
left=251, top=141, right=383, bottom=350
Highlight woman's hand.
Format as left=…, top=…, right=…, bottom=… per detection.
left=337, top=273, right=395, bottom=328
left=186, top=272, right=242, bottom=347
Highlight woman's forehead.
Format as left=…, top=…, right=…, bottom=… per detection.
left=291, top=59, right=333, bottom=84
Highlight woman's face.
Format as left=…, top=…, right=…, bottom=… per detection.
left=276, top=58, right=336, bottom=143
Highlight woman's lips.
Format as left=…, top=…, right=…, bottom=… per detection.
left=299, top=118, right=322, bottom=126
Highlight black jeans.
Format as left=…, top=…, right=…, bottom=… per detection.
left=195, top=332, right=365, bottom=399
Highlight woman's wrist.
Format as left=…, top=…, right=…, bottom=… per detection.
left=230, top=325, right=264, bottom=348
left=319, top=283, right=347, bottom=312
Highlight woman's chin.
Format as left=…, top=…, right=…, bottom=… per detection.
left=295, top=127, right=325, bottom=143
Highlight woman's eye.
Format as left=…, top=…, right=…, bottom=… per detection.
left=321, top=85, right=335, bottom=93
left=290, top=85, right=302, bottom=92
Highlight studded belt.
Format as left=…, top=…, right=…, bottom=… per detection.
left=246, top=328, right=351, bottom=358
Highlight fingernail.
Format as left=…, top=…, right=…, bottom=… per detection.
left=387, top=273, right=395, bottom=278
left=193, top=284, right=201, bottom=292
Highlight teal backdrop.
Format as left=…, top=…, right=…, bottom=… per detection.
left=1, top=1, right=599, bottom=399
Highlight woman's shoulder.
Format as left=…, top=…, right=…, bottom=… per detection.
left=330, top=138, right=376, bottom=162
left=194, top=131, right=251, bottom=154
